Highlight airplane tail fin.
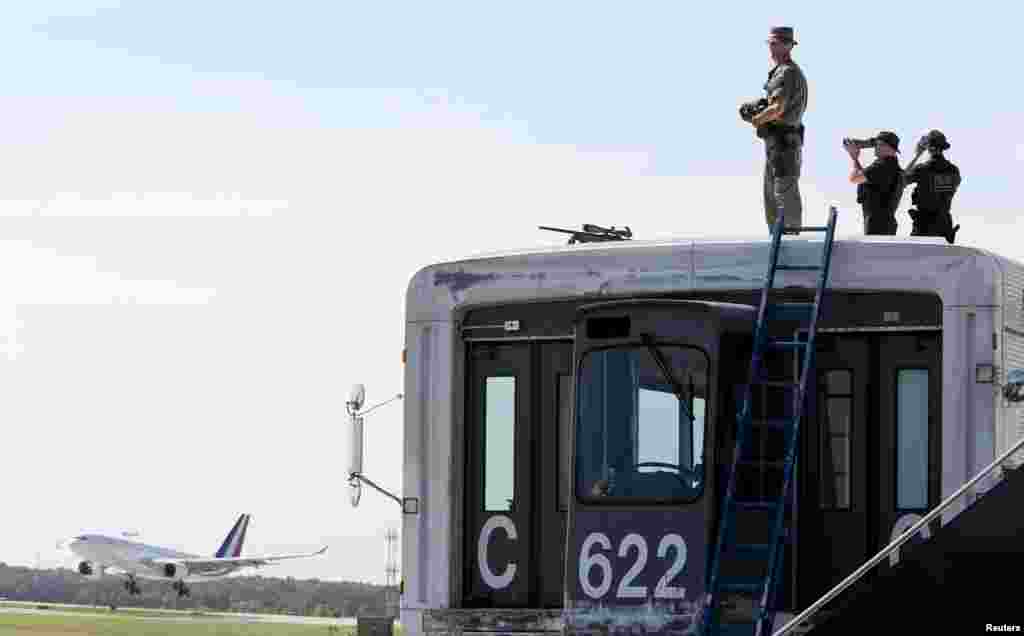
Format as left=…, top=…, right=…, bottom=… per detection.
left=215, top=514, right=250, bottom=558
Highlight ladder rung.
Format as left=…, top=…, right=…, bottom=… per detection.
left=738, top=460, right=785, bottom=468
left=775, top=264, right=821, bottom=271
left=732, top=499, right=778, bottom=512
left=724, top=523, right=795, bottom=546
left=716, top=623, right=757, bottom=636
left=728, top=543, right=771, bottom=558
left=764, top=339, right=806, bottom=352
left=742, top=418, right=795, bottom=436
left=752, top=417, right=794, bottom=431
left=796, top=225, right=828, bottom=232
left=719, top=578, right=764, bottom=595
left=766, top=302, right=815, bottom=322
left=752, top=378, right=800, bottom=389
left=736, top=382, right=798, bottom=401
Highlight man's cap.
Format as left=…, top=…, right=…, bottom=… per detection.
left=925, top=129, right=950, bottom=150
left=876, top=131, right=900, bottom=153
left=768, top=27, right=797, bottom=44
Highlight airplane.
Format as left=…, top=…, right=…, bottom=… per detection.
left=65, top=514, right=327, bottom=598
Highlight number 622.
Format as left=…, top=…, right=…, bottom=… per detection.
left=577, top=532, right=688, bottom=600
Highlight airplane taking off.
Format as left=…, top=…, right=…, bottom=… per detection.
left=65, top=514, right=327, bottom=598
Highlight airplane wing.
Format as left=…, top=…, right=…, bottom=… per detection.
left=152, top=546, right=327, bottom=573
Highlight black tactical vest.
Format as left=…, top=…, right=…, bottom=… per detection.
left=910, top=156, right=961, bottom=214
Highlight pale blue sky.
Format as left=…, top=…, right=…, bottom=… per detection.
left=2, top=2, right=1022, bottom=585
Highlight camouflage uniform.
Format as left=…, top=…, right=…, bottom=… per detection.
left=760, top=60, right=809, bottom=231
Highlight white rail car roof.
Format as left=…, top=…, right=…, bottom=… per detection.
left=407, top=235, right=1020, bottom=322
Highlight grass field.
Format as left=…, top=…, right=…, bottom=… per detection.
left=0, top=612, right=360, bottom=636
left=0, top=603, right=201, bottom=619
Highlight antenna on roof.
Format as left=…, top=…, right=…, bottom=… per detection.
left=538, top=223, right=633, bottom=245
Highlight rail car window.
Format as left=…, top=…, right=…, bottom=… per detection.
left=485, top=376, right=516, bottom=512
left=820, top=370, right=853, bottom=509
left=897, top=369, right=929, bottom=510
left=575, top=345, right=708, bottom=503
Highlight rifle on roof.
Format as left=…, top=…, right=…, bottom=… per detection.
left=538, top=224, right=633, bottom=244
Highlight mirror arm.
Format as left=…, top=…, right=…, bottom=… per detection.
left=346, top=389, right=408, bottom=510
left=349, top=473, right=404, bottom=508
left=348, top=394, right=403, bottom=417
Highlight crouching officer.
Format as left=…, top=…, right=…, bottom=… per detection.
left=845, top=131, right=902, bottom=235
left=905, top=130, right=961, bottom=244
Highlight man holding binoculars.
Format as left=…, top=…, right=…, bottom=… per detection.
left=844, top=132, right=903, bottom=235
left=905, top=130, right=961, bottom=244
left=844, top=130, right=961, bottom=242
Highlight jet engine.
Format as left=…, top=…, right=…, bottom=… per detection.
left=161, top=562, right=189, bottom=580
left=77, top=561, right=104, bottom=579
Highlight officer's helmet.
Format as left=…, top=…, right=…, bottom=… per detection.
left=925, top=129, right=950, bottom=151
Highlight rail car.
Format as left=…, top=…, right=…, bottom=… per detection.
left=388, top=228, right=1024, bottom=635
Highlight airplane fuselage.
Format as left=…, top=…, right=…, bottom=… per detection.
left=64, top=514, right=323, bottom=593
left=69, top=535, right=236, bottom=582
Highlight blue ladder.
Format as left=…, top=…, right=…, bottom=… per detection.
left=701, top=208, right=838, bottom=636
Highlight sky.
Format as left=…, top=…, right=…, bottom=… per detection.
left=2, top=2, right=1024, bottom=586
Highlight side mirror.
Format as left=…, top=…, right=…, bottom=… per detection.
left=346, top=383, right=366, bottom=507
left=1004, top=369, right=1024, bottom=403
left=347, top=409, right=364, bottom=508
left=348, top=384, right=366, bottom=412
left=347, top=413, right=364, bottom=477
left=343, top=385, right=403, bottom=510
left=349, top=479, right=362, bottom=508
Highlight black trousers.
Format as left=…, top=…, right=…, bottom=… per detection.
left=862, top=207, right=897, bottom=235
left=909, top=208, right=958, bottom=243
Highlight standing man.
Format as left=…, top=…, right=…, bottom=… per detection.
left=845, top=132, right=902, bottom=235
left=748, top=26, right=809, bottom=234
left=904, top=130, right=961, bottom=244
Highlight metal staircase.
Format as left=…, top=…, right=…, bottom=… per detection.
left=701, top=208, right=839, bottom=636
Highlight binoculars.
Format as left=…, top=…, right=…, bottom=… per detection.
left=845, top=134, right=936, bottom=154
left=842, top=137, right=878, bottom=150
left=739, top=99, right=769, bottom=122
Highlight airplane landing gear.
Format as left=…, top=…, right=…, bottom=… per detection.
left=172, top=580, right=190, bottom=598
left=124, top=576, right=141, bottom=596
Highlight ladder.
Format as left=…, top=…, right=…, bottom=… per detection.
left=701, top=208, right=838, bottom=636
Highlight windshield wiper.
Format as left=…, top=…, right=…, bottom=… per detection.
left=640, top=334, right=695, bottom=426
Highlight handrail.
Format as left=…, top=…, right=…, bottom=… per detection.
left=773, top=433, right=1024, bottom=636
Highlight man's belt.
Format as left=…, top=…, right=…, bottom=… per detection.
left=757, top=123, right=804, bottom=140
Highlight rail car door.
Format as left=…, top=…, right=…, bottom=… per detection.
left=874, top=333, right=941, bottom=566
left=802, top=332, right=941, bottom=605
left=566, top=301, right=731, bottom=634
left=463, top=341, right=572, bottom=608
left=803, top=335, right=871, bottom=601
left=465, top=343, right=534, bottom=606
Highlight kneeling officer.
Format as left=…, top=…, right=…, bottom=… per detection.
left=905, top=130, right=961, bottom=244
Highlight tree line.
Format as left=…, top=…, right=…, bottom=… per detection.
left=0, top=562, right=391, bottom=617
